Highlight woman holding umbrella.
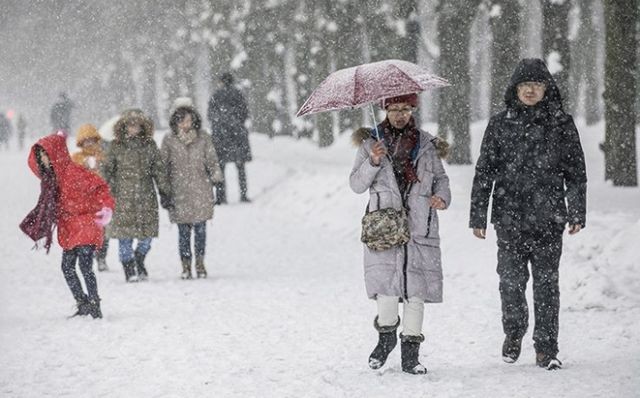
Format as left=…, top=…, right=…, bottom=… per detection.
left=350, top=93, right=451, bottom=375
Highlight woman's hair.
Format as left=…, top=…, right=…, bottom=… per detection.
left=34, top=145, right=53, bottom=176
left=169, top=106, right=202, bottom=133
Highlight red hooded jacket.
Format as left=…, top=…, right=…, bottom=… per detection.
left=27, top=133, right=115, bottom=250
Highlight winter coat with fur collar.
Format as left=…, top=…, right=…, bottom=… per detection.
left=350, top=126, right=451, bottom=303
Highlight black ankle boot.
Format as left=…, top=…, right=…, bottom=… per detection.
left=134, top=250, right=148, bottom=281
left=122, top=259, right=138, bottom=282
left=69, top=296, right=90, bottom=318
left=502, top=335, right=523, bottom=363
left=87, top=297, right=102, bottom=319
left=368, top=316, right=400, bottom=369
left=400, top=333, right=427, bottom=375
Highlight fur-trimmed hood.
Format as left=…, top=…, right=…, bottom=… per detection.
left=351, top=126, right=449, bottom=159
left=113, top=109, right=154, bottom=142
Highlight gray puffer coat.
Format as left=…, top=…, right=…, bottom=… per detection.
left=350, top=130, right=451, bottom=303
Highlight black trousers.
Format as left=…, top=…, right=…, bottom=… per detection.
left=178, top=222, right=206, bottom=261
left=61, top=245, right=99, bottom=302
left=496, top=227, right=563, bottom=356
left=215, top=161, right=248, bottom=202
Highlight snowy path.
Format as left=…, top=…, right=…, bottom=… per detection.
left=1, top=123, right=639, bottom=397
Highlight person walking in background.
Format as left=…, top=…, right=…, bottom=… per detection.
left=469, top=58, right=587, bottom=371
left=102, top=109, right=173, bottom=282
left=50, top=92, right=73, bottom=134
left=161, top=105, right=223, bottom=279
left=349, top=93, right=451, bottom=375
left=0, top=112, right=12, bottom=150
left=19, top=131, right=114, bottom=319
left=207, top=72, right=252, bottom=204
left=16, top=113, right=27, bottom=151
left=71, top=124, right=110, bottom=271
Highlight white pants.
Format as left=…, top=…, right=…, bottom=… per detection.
left=377, top=295, right=424, bottom=336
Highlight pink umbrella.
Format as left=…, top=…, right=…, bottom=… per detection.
left=296, top=59, right=449, bottom=117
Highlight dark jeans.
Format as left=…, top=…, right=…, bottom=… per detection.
left=215, top=161, right=248, bottom=202
left=178, top=222, right=206, bottom=261
left=496, top=227, right=563, bottom=356
left=118, top=238, right=152, bottom=263
left=61, top=245, right=99, bottom=301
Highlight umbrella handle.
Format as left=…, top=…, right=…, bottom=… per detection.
left=369, top=104, right=381, bottom=141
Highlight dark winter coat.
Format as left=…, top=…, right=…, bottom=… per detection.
left=50, top=95, right=73, bottom=132
left=206, top=84, right=252, bottom=164
left=350, top=125, right=451, bottom=303
left=102, top=111, right=171, bottom=239
left=161, top=122, right=223, bottom=224
left=0, top=114, right=12, bottom=143
left=25, top=133, right=114, bottom=250
left=470, top=58, right=587, bottom=234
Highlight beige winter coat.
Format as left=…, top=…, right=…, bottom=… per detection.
left=160, top=129, right=223, bottom=224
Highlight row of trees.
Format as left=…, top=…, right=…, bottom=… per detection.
left=10, top=0, right=635, bottom=185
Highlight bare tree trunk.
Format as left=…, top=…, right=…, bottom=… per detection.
left=437, top=1, right=480, bottom=164
left=393, top=0, right=422, bottom=125
left=242, top=2, right=277, bottom=136
left=542, top=0, right=572, bottom=109
left=314, top=0, right=335, bottom=147
left=292, top=0, right=314, bottom=139
left=603, top=0, right=638, bottom=186
left=489, top=0, right=521, bottom=116
left=583, top=0, right=603, bottom=125
left=141, top=58, right=158, bottom=124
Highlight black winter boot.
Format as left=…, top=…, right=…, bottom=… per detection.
left=122, top=259, right=138, bottom=283
left=195, top=256, right=207, bottom=279
left=69, top=296, right=91, bottom=318
left=181, top=258, right=192, bottom=280
left=134, top=250, right=148, bottom=281
left=536, top=352, right=562, bottom=370
left=87, top=297, right=102, bottom=319
left=368, top=316, right=400, bottom=370
left=502, top=335, right=523, bottom=363
left=400, top=333, right=427, bottom=375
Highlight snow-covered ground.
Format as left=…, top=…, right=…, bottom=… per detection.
left=1, top=120, right=639, bottom=397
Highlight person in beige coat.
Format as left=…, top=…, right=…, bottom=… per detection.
left=161, top=105, right=223, bottom=279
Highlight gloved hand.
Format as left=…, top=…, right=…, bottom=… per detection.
left=159, top=192, right=174, bottom=211
left=95, top=207, right=113, bottom=226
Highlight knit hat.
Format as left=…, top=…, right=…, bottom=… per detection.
left=380, top=93, right=419, bottom=109
left=75, top=124, right=101, bottom=146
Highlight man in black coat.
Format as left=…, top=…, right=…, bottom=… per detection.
left=207, top=72, right=252, bottom=204
left=469, top=58, right=587, bottom=370
left=50, top=92, right=73, bottom=134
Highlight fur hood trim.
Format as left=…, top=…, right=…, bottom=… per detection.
left=351, top=126, right=449, bottom=159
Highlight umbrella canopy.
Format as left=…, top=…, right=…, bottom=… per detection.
left=296, top=59, right=449, bottom=117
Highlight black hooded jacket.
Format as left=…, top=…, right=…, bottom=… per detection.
left=469, top=58, right=587, bottom=233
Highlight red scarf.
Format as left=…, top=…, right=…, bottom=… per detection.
left=380, top=117, right=420, bottom=193
left=19, top=170, right=59, bottom=253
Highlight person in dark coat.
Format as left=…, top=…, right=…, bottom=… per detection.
left=0, top=112, right=12, bottom=150
left=469, top=58, right=587, bottom=370
left=206, top=72, right=252, bottom=203
left=50, top=92, right=74, bottom=134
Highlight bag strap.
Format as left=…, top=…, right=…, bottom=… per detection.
left=365, top=192, right=381, bottom=214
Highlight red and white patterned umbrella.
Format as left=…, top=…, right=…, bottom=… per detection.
left=296, top=59, right=449, bottom=117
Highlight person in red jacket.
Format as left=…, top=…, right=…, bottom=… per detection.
left=20, top=131, right=115, bottom=319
